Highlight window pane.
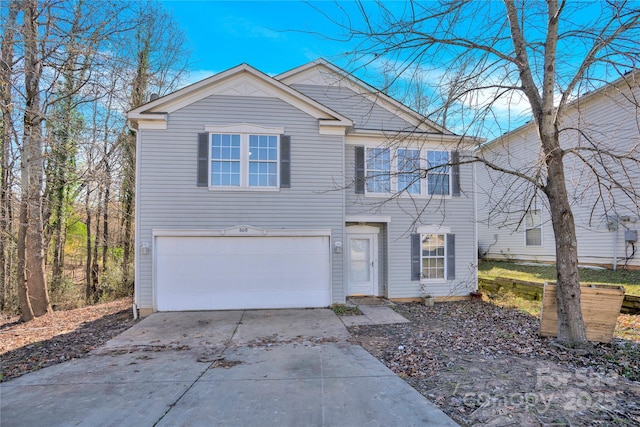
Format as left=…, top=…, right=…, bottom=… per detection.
left=398, top=149, right=421, bottom=194
left=426, top=151, right=450, bottom=195
left=428, top=173, right=450, bottom=195
left=210, top=133, right=241, bottom=187
left=248, top=134, right=278, bottom=187
left=526, top=228, right=542, bottom=246
left=366, top=148, right=391, bottom=193
left=421, top=234, right=446, bottom=280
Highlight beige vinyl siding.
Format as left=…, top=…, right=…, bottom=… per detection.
left=291, top=84, right=417, bottom=132
left=477, top=79, right=640, bottom=268
left=345, top=145, right=477, bottom=298
left=136, top=95, right=345, bottom=309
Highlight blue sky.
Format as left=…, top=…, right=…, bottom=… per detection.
left=160, top=1, right=359, bottom=81
left=158, top=1, right=631, bottom=139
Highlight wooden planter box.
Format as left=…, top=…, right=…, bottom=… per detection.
left=540, top=283, right=625, bottom=343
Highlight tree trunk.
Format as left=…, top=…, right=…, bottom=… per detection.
left=102, top=183, right=109, bottom=272
left=0, top=0, right=20, bottom=312
left=544, top=148, right=587, bottom=346
left=91, top=186, right=102, bottom=301
left=85, top=185, right=95, bottom=302
left=21, top=0, right=51, bottom=318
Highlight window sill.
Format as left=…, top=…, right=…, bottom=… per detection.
left=420, top=278, right=447, bottom=284
left=364, top=193, right=452, bottom=200
left=208, top=187, right=281, bottom=192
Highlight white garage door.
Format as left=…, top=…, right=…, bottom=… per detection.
left=155, top=236, right=331, bottom=311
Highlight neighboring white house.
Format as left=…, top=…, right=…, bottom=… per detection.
left=127, top=59, right=478, bottom=315
left=476, top=70, right=640, bottom=270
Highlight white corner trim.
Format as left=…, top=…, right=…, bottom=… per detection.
left=204, top=123, right=284, bottom=134
left=345, top=215, right=392, bottom=223
left=417, top=224, right=451, bottom=234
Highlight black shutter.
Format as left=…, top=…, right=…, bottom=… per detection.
left=446, top=234, right=455, bottom=279
left=280, top=135, right=291, bottom=188
left=411, top=233, right=421, bottom=281
left=197, top=133, right=209, bottom=187
left=451, top=150, right=460, bottom=196
left=451, top=151, right=460, bottom=196
left=355, top=146, right=365, bottom=194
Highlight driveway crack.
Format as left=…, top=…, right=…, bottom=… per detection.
left=152, top=311, right=246, bottom=426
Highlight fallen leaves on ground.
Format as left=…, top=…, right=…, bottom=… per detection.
left=1, top=298, right=136, bottom=381
left=349, top=301, right=640, bottom=427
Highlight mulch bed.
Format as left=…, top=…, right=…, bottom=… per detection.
left=348, top=301, right=640, bottom=426
left=1, top=298, right=136, bottom=382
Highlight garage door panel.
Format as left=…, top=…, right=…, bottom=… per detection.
left=155, top=236, right=330, bottom=311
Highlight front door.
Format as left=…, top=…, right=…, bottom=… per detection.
left=347, top=233, right=377, bottom=296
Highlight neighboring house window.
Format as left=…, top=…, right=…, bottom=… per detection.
left=525, top=209, right=542, bottom=246
left=366, top=148, right=391, bottom=193
left=362, top=147, right=456, bottom=196
left=427, top=151, right=450, bottom=195
left=210, top=133, right=279, bottom=188
left=421, top=234, right=446, bottom=279
left=397, top=148, right=421, bottom=194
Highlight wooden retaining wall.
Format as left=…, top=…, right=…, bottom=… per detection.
left=479, top=277, right=640, bottom=315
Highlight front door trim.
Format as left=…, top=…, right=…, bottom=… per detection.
left=346, top=225, right=379, bottom=296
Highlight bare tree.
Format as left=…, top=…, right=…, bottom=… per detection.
left=332, top=0, right=640, bottom=347
left=119, top=0, right=190, bottom=290
left=0, top=0, right=21, bottom=312
left=0, top=0, right=189, bottom=317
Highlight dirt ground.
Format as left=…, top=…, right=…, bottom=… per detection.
left=348, top=301, right=640, bottom=426
left=0, top=298, right=136, bottom=381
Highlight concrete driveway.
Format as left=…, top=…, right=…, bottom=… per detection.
left=1, top=309, right=458, bottom=427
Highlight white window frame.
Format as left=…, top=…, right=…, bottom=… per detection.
left=420, top=233, right=447, bottom=281
left=364, top=147, right=452, bottom=197
left=525, top=209, right=542, bottom=246
left=205, top=124, right=283, bottom=191
left=417, top=225, right=450, bottom=283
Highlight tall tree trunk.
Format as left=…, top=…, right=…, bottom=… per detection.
left=20, top=0, right=51, bottom=318
left=91, top=186, right=102, bottom=301
left=85, top=185, right=94, bottom=302
left=544, top=143, right=587, bottom=345
left=0, top=0, right=20, bottom=312
left=102, top=182, right=109, bottom=272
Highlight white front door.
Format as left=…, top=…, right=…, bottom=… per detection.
left=347, top=233, right=378, bottom=295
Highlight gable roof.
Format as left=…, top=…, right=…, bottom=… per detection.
left=479, top=69, right=640, bottom=151
left=277, top=59, right=452, bottom=135
left=128, top=63, right=352, bottom=130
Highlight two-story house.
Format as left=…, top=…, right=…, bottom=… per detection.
left=127, top=59, right=477, bottom=315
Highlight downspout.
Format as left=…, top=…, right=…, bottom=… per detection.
left=473, top=160, right=478, bottom=291
left=127, top=120, right=140, bottom=320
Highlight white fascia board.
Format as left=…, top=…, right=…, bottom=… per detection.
left=319, top=125, right=347, bottom=135
left=128, top=64, right=352, bottom=128
left=136, top=118, right=168, bottom=130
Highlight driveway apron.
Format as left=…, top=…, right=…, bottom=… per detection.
left=1, top=309, right=458, bottom=427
